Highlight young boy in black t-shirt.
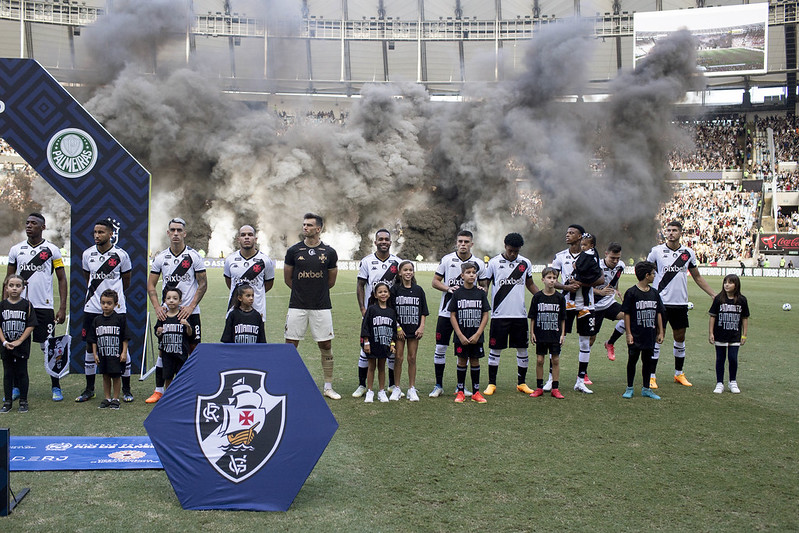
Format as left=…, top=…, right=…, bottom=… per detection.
left=620, top=262, right=665, bottom=400
left=448, top=262, right=491, bottom=404
left=154, top=287, right=197, bottom=390
left=528, top=267, right=566, bottom=399
left=87, top=290, right=131, bottom=409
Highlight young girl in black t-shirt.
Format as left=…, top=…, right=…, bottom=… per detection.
left=221, top=284, right=266, bottom=344
left=708, top=274, right=749, bottom=394
left=0, top=275, right=37, bottom=413
left=391, top=261, right=428, bottom=402
left=360, top=282, right=397, bottom=403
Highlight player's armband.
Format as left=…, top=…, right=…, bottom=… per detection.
left=53, top=258, right=65, bottom=269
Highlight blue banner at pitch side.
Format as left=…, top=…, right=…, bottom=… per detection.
left=144, top=344, right=338, bottom=512
left=9, top=436, right=161, bottom=471
left=0, top=59, right=150, bottom=372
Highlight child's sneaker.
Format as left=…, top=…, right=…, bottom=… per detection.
left=18, top=401, right=28, bottom=413
left=551, top=388, right=565, bottom=399
left=406, top=387, right=420, bottom=402
left=471, top=391, right=487, bottom=403
left=728, top=381, right=741, bottom=394
left=52, top=387, right=63, bottom=402
left=389, top=387, right=402, bottom=401
left=529, top=388, right=544, bottom=398
left=364, top=390, right=374, bottom=403
left=649, top=377, right=658, bottom=389
left=0, top=403, right=12, bottom=413
left=543, top=375, right=553, bottom=391
left=98, top=399, right=112, bottom=409
left=574, top=380, right=594, bottom=394
left=377, top=390, right=389, bottom=403
left=110, top=399, right=120, bottom=410
left=713, top=382, right=724, bottom=394
left=484, top=384, right=496, bottom=395
left=122, top=390, right=134, bottom=403
left=351, top=385, right=367, bottom=398
left=428, top=385, right=444, bottom=398
left=622, top=386, right=634, bottom=399
left=12, top=387, right=20, bottom=401
left=454, top=390, right=466, bottom=403
left=583, top=376, right=593, bottom=385
left=641, top=387, right=661, bottom=400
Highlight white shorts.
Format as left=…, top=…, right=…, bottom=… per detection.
left=285, top=308, right=334, bottom=342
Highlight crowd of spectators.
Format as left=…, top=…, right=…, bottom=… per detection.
left=658, top=181, right=758, bottom=263
left=774, top=169, right=799, bottom=191
left=274, top=109, right=348, bottom=129
left=777, top=209, right=799, bottom=232
left=0, top=161, right=37, bottom=211
left=0, top=138, right=17, bottom=156
left=668, top=115, right=745, bottom=171
left=511, top=190, right=545, bottom=225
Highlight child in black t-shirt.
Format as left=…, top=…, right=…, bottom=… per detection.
left=360, top=282, right=397, bottom=403
left=0, top=275, right=37, bottom=413
left=391, top=261, right=429, bottom=402
left=448, top=262, right=491, bottom=403
left=708, top=274, right=749, bottom=394
left=155, top=287, right=196, bottom=390
left=221, top=284, right=266, bottom=344
left=621, top=262, right=665, bottom=400
left=528, top=267, right=566, bottom=399
left=88, top=289, right=131, bottom=409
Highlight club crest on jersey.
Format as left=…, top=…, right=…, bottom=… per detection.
left=680, top=253, right=690, bottom=261
left=181, top=259, right=191, bottom=269
left=196, top=370, right=286, bottom=483
left=47, top=128, right=98, bottom=178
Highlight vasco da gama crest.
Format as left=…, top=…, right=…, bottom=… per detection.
left=196, top=370, right=286, bottom=483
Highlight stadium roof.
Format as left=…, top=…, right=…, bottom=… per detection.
left=0, top=0, right=788, bottom=98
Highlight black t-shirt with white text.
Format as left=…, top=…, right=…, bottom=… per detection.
left=621, top=285, right=666, bottom=349
left=447, top=285, right=491, bottom=345
left=221, top=308, right=266, bottom=344
left=87, top=312, right=131, bottom=358
left=0, top=298, right=37, bottom=358
left=360, top=304, right=397, bottom=359
left=390, top=284, right=429, bottom=337
left=527, top=291, right=566, bottom=344
left=709, top=294, right=750, bottom=343
left=155, top=314, right=195, bottom=361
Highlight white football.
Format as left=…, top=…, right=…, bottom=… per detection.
left=783, top=303, right=792, bottom=311
left=687, top=302, right=694, bottom=310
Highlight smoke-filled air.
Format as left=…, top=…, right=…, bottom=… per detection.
left=26, top=0, right=706, bottom=260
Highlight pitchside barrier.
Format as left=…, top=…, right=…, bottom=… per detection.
left=0, top=58, right=151, bottom=373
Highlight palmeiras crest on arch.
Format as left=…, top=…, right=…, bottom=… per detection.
left=196, top=370, right=286, bottom=483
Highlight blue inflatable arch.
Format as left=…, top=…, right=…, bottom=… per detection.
left=0, top=58, right=150, bottom=372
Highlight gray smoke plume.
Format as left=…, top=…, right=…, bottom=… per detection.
left=76, top=4, right=702, bottom=261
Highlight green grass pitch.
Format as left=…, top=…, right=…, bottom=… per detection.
left=3, top=269, right=798, bottom=531
left=697, top=48, right=764, bottom=71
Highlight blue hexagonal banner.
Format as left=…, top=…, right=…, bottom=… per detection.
left=143, top=343, right=339, bottom=511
